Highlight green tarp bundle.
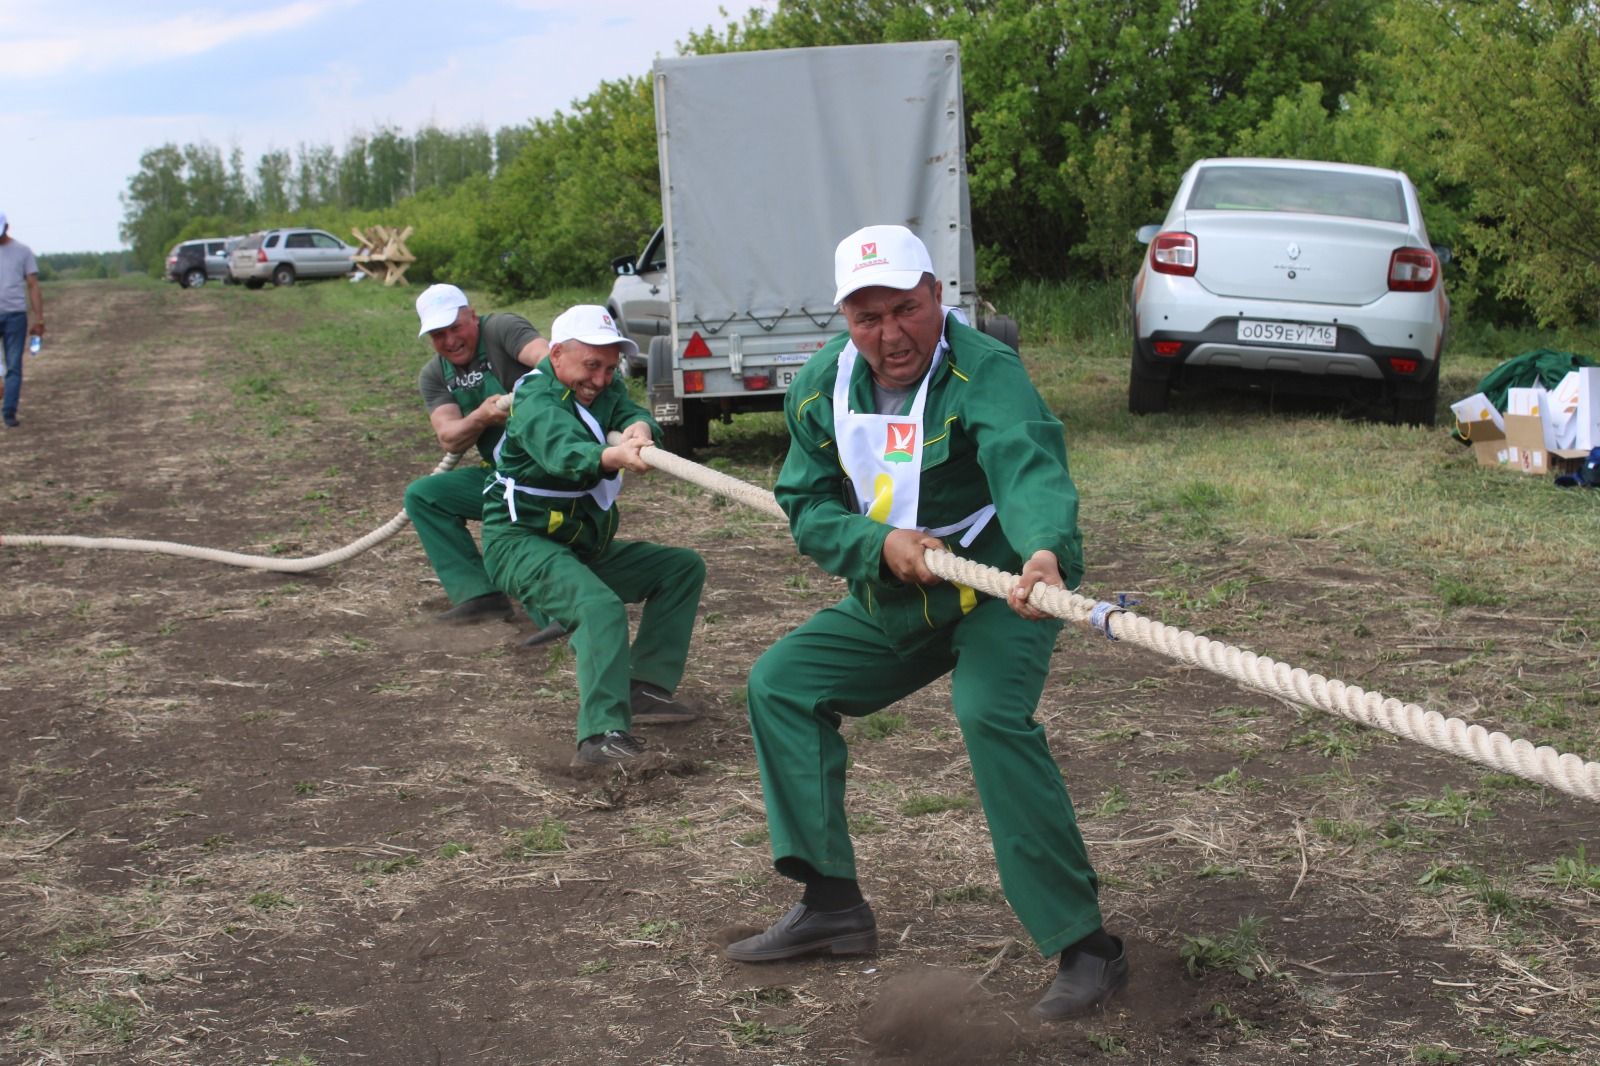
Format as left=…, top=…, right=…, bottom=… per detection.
left=1474, top=348, right=1598, bottom=411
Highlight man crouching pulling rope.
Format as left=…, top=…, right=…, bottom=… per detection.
left=724, top=225, right=1127, bottom=1019
left=480, top=306, right=705, bottom=766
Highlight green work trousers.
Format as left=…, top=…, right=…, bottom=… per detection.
left=746, top=594, right=1102, bottom=958
left=484, top=527, right=705, bottom=744
left=404, top=466, right=500, bottom=606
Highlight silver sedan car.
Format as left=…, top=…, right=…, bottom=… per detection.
left=1130, top=158, right=1449, bottom=424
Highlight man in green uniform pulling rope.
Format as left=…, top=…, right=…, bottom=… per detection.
left=406, top=284, right=563, bottom=646
left=724, top=226, right=1127, bottom=1019
left=481, top=305, right=705, bottom=766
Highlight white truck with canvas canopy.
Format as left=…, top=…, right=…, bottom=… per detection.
left=635, top=40, right=1017, bottom=453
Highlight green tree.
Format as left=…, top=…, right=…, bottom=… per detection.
left=256, top=149, right=293, bottom=216
left=1376, top=0, right=1600, bottom=325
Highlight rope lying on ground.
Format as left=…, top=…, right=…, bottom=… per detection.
left=0, top=453, right=463, bottom=573
left=5, top=426, right=1596, bottom=803
left=633, top=439, right=1600, bottom=805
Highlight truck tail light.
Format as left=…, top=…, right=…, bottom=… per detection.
left=682, top=370, right=705, bottom=393
left=1389, top=357, right=1419, bottom=375
left=256, top=249, right=268, bottom=263
left=683, top=332, right=712, bottom=358
left=742, top=372, right=772, bottom=390
left=1388, top=247, right=1438, bottom=292
left=1150, top=232, right=1197, bottom=276
left=1152, top=340, right=1183, bottom=357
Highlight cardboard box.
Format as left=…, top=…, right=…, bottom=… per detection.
left=1457, top=416, right=1507, bottom=467
left=1502, top=412, right=1588, bottom=475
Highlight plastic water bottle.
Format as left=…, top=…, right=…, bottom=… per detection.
left=28, top=335, right=41, bottom=356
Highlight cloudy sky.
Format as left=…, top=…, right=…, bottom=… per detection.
left=2, top=0, right=759, bottom=253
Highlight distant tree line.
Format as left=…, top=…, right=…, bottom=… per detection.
left=36, top=250, right=142, bottom=281
left=119, top=0, right=1600, bottom=326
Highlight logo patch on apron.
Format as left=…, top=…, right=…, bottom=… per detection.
left=884, top=422, right=916, bottom=462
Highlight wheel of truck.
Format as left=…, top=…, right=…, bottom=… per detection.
left=1128, top=342, right=1172, bottom=415
left=182, top=267, right=207, bottom=289
left=978, top=313, right=1020, bottom=351
left=271, top=264, right=296, bottom=287
left=245, top=278, right=265, bottom=289
left=664, top=401, right=711, bottom=455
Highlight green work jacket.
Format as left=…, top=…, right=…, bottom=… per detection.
left=776, top=315, right=1084, bottom=647
left=481, top=358, right=660, bottom=560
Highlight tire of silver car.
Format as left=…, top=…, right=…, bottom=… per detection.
left=183, top=268, right=206, bottom=289
left=272, top=264, right=296, bottom=288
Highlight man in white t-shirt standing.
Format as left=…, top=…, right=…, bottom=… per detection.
left=0, top=211, right=44, bottom=429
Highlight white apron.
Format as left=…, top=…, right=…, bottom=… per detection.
left=831, top=329, right=995, bottom=550
left=487, top=370, right=622, bottom=524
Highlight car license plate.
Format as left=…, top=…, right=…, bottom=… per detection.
left=1236, top=319, right=1336, bottom=347
left=776, top=366, right=802, bottom=389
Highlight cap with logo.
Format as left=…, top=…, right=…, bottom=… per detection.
left=551, top=304, right=639, bottom=359
left=833, top=224, right=935, bottom=305
left=415, top=283, right=470, bottom=336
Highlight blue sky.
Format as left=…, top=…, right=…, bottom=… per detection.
left=3, top=0, right=757, bottom=253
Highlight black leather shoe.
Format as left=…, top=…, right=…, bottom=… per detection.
left=1031, top=937, right=1128, bottom=1020
left=724, top=901, right=877, bottom=962
left=435, top=592, right=513, bottom=624
left=629, top=681, right=699, bottom=725
left=519, top=622, right=567, bottom=648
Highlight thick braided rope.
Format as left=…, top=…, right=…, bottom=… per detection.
left=0, top=452, right=464, bottom=573
left=627, top=438, right=1600, bottom=804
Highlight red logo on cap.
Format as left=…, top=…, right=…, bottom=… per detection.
left=861, top=242, right=877, bottom=259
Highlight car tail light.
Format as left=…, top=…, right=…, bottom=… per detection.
left=682, top=332, right=712, bottom=358
left=1389, top=357, right=1419, bottom=375
left=1388, top=247, right=1438, bottom=292
left=1150, top=232, right=1197, bottom=276
left=256, top=248, right=268, bottom=263
left=682, top=370, right=705, bottom=393
left=1152, top=340, right=1183, bottom=357
left=742, top=371, right=772, bottom=390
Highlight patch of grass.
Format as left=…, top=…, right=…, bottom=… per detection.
left=1410, top=1045, right=1462, bottom=1064
left=437, top=841, right=472, bottom=859
left=1534, top=845, right=1600, bottom=890
left=578, top=958, right=614, bottom=976
left=1417, top=862, right=1485, bottom=888
left=53, top=989, right=140, bottom=1043
left=1290, top=727, right=1362, bottom=759
left=1394, top=786, right=1489, bottom=825
left=932, top=884, right=1003, bottom=905
left=734, top=828, right=769, bottom=847
left=724, top=1019, right=805, bottom=1046
left=1179, top=915, right=1267, bottom=981
left=53, top=927, right=112, bottom=959
left=292, top=780, right=318, bottom=795
left=1086, top=1031, right=1127, bottom=1054
left=848, top=812, right=886, bottom=835
left=1432, top=575, right=1504, bottom=609
left=1196, top=863, right=1245, bottom=880
left=353, top=854, right=420, bottom=876
left=854, top=710, right=908, bottom=740
left=900, top=793, right=974, bottom=817
left=634, top=918, right=683, bottom=942
left=503, top=818, right=569, bottom=857
left=1200, top=768, right=1258, bottom=794
left=248, top=890, right=292, bottom=911
left=729, top=987, right=795, bottom=1007
left=1091, top=785, right=1131, bottom=817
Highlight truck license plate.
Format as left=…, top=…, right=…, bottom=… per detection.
left=776, top=367, right=801, bottom=388
left=1236, top=320, right=1337, bottom=348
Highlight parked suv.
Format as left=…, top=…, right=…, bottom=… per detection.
left=229, top=228, right=356, bottom=288
left=165, top=237, right=234, bottom=288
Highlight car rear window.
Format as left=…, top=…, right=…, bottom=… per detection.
left=239, top=234, right=264, bottom=251
left=1187, top=166, right=1408, bottom=224
left=265, top=234, right=280, bottom=248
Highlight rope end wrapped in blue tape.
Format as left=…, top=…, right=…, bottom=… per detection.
left=1089, top=601, right=1126, bottom=640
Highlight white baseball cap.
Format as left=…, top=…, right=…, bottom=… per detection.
left=833, top=224, right=935, bottom=304
left=415, top=283, right=470, bottom=336
left=550, top=305, right=639, bottom=360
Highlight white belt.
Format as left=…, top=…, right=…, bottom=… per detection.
left=924, top=503, right=997, bottom=549
left=486, top=472, right=587, bottom=524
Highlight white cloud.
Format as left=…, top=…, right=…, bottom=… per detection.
left=7, top=2, right=340, bottom=79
